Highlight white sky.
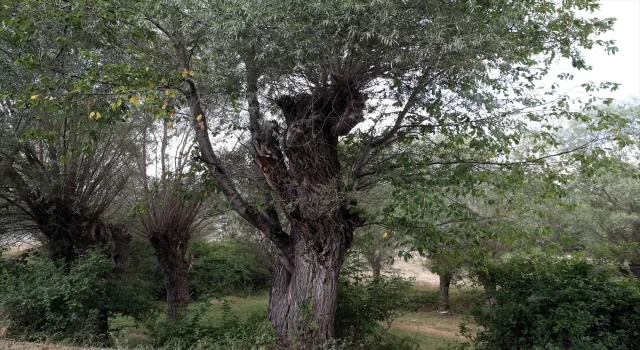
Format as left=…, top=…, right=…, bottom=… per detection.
left=548, top=0, right=640, bottom=101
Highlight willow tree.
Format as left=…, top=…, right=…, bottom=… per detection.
left=136, top=120, right=206, bottom=319
left=2, top=0, right=620, bottom=346
left=136, top=0, right=617, bottom=345
left=0, top=0, right=147, bottom=265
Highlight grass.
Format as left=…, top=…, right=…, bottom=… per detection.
left=109, top=294, right=271, bottom=349
left=0, top=341, right=104, bottom=350
left=110, top=294, right=269, bottom=328
left=200, top=294, right=268, bottom=325
left=108, top=290, right=473, bottom=350
left=390, top=328, right=462, bottom=350
left=390, top=311, right=474, bottom=349
left=4, top=286, right=476, bottom=349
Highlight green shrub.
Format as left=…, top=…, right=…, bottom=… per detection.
left=335, top=255, right=418, bottom=349
left=0, top=251, right=156, bottom=346
left=449, top=289, right=481, bottom=315
left=406, top=288, right=439, bottom=311
left=146, top=301, right=276, bottom=350
left=123, top=237, right=165, bottom=300
left=319, top=332, right=419, bottom=350
left=188, top=240, right=271, bottom=298
left=468, top=256, right=640, bottom=350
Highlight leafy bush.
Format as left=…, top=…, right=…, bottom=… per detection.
left=0, top=251, right=155, bottom=346
left=406, top=288, right=439, bottom=311
left=123, top=237, right=166, bottom=300
left=335, top=255, right=418, bottom=349
left=449, top=289, right=481, bottom=315
left=146, top=302, right=276, bottom=350
left=188, top=240, right=271, bottom=298
left=468, top=256, right=640, bottom=350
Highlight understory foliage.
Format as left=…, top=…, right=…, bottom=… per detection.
left=467, top=256, right=640, bottom=350
left=335, top=254, right=419, bottom=349
left=187, top=240, right=272, bottom=298
left=117, top=239, right=272, bottom=302
left=125, top=237, right=166, bottom=300
left=145, top=302, right=276, bottom=350
left=0, top=251, right=155, bottom=346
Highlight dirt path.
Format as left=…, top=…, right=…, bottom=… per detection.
left=390, top=256, right=441, bottom=287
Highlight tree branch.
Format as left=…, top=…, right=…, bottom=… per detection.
left=182, top=76, right=294, bottom=273
left=355, top=139, right=601, bottom=179
left=352, top=69, right=437, bottom=184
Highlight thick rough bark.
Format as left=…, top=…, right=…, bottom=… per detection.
left=182, top=62, right=365, bottom=346
left=268, top=262, right=293, bottom=344
left=262, top=84, right=366, bottom=347
left=148, top=231, right=191, bottom=320
left=438, top=270, right=453, bottom=312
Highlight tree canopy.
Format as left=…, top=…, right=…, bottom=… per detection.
left=0, top=0, right=631, bottom=347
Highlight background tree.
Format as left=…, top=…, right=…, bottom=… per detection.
left=136, top=120, right=207, bottom=319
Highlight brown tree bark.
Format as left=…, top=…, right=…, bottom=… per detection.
left=372, top=260, right=382, bottom=280
left=438, top=270, right=453, bottom=312
left=261, top=85, right=365, bottom=347
left=179, top=49, right=365, bottom=346
left=268, top=261, right=293, bottom=344
left=148, top=230, right=190, bottom=320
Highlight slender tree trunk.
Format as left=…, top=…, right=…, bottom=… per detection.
left=477, top=270, right=497, bottom=307
left=438, top=270, right=453, bottom=312
left=367, top=255, right=382, bottom=279
left=148, top=231, right=190, bottom=320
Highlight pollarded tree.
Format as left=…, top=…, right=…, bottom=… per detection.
left=136, top=119, right=207, bottom=319
left=0, top=0, right=149, bottom=265
left=2, top=0, right=623, bottom=346
left=0, top=108, right=138, bottom=266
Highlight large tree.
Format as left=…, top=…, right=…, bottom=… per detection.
left=1, top=0, right=622, bottom=346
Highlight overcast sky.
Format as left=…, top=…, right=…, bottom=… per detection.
left=548, top=0, right=640, bottom=101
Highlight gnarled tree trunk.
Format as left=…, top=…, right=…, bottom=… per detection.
left=268, top=262, right=293, bottom=345
left=148, top=230, right=190, bottom=320
left=182, top=58, right=365, bottom=346
left=255, top=85, right=366, bottom=347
